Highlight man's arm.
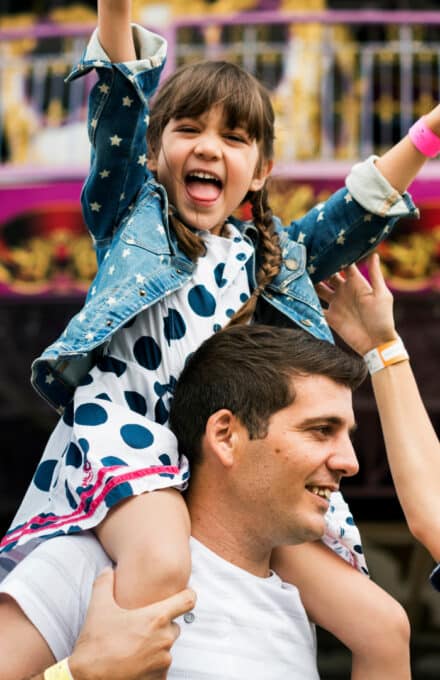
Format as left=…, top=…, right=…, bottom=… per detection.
left=316, top=254, right=440, bottom=562
left=69, top=569, right=194, bottom=680
left=1, top=569, right=195, bottom=680
left=0, top=594, right=55, bottom=680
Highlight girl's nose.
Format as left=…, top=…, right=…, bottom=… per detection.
left=194, top=133, right=222, bottom=160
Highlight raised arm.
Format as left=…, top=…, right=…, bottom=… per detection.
left=67, top=3, right=166, bottom=259
left=316, top=254, right=440, bottom=562
left=97, top=0, right=136, bottom=61
left=375, top=104, right=440, bottom=193
left=285, top=104, right=440, bottom=283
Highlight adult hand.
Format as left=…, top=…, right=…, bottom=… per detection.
left=69, top=568, right=196, bottom=680
left=315, top=253, right=397, bottom=356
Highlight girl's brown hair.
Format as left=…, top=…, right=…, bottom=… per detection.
left=149, top=60, right=282, bottom=324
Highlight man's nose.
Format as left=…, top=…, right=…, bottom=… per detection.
left=329, top=437, right=359, bottom=478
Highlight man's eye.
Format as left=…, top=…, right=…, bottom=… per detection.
left=312, top=426, right=332, bottom=437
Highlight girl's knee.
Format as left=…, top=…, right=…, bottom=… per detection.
left=115, top=540, right=191, bottom=608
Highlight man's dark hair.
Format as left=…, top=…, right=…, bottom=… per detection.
left=169, top=325, right=367, bottom=465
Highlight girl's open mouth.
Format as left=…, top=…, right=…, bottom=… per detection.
left=185, top=171, right=223, bottom=203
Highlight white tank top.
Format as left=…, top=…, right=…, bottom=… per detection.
left=1, top=533, right=319, bottom=679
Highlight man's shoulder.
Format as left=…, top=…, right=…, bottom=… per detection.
left=0, top=533, right=110, bottom=661
left=3, top=531, right=110, bottom=595
left=33, top=531, right=110, bottom=570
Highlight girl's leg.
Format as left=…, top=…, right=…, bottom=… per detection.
left=271, top=542, right=411, bottom=680
left=95, top=489, right=191, bottom=609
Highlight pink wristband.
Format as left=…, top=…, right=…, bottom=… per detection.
left=408, top=116, right=440, bottom=158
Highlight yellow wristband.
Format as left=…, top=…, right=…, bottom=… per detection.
left=363, top=337, right=409, bottom=375
left=44, top=658, right=74, bottom=680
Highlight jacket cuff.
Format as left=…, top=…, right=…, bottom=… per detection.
left=66, top=23, right=167, bottom=81
left=346, top=155, right=419, bottom=219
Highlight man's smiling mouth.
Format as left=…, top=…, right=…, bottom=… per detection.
left=306, top=486, right=333, bottom=501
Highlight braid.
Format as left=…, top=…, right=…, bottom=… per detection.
left=228, top=185, right=282, bottom=326
left=169, top=212, right=206, bottom=261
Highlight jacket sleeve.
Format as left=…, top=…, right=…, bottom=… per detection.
left=66, top=25, right=167, bottom=261
left=285, top=156, right=419, bottom=283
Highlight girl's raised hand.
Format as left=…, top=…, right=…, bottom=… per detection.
left=98, top=0, right=136, bottom=62
left=315, top=253, right=398, bottom=356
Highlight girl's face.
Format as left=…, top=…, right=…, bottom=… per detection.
left=148, top=105, right=272, bottom=235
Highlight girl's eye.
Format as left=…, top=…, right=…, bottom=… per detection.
left=176, top=124, right=198, bottom=133
left=225, top=133, right=247, bottom=143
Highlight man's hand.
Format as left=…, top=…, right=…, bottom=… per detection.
left=315, top=253, right=397, bottom=356
left=69, top=568, right=196, bottom=680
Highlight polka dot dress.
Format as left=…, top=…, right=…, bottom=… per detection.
left=1, top=225, right=253, bottom=556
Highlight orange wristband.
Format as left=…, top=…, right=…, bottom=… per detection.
left=44, top=658, right=74, bottom=680
left=363, top=337, right=409, bottom=375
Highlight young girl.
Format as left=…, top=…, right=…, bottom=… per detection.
left=1, top=0, right=438, bottom=674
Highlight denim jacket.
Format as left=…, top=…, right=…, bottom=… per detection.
left=31, top=25, right=418, bottom=412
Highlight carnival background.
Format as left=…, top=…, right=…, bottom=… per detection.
left=0, top=0, right=439, bottom=677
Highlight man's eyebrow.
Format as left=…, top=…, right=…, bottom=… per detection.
left=300, top=416, right=358, bottom=434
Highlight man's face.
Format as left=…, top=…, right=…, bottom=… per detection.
left=234, top=374, right=359, bottom=547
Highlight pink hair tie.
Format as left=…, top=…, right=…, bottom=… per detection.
left=408, top=116, right=440, bottom=158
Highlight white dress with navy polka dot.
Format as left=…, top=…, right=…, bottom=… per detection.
left=1, top=226, right=252, bottom=549
left=0, top=224, right=367, bottom=576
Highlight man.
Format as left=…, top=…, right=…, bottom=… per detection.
left=0, top=324, right=366, bottom=679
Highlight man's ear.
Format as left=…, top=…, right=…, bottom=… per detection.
left=204, top=409, right=244, bottom=468
left=249, top=159, right=273, bottom=192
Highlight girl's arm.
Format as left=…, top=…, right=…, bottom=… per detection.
left=69, top=1, right=166, bottom=259
left=285, top=105, right=440, bottom=283
left=272, top=542, right=411, bottom=680
left=97, top=0, right=136, bottom=62
left=375, top=104, right=440, bottom=193
left=316, top=254, right=440, bottom=562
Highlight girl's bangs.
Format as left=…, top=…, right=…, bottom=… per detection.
left=167, top=63, right=266, bottom=141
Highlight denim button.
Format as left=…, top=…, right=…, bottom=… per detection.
left=184, top=612, right=195, bottom=624
left=285, top=259, right=298, bottom=270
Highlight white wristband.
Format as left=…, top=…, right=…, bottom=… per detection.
left=363, top=337, right=409, bottom=375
